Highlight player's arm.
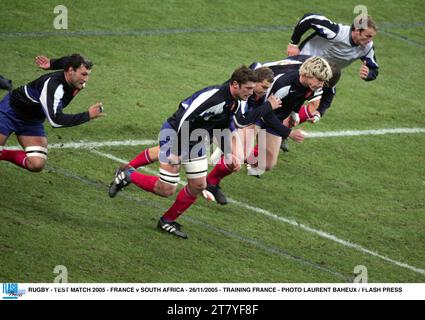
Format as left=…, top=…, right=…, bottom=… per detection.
left=261, top=112, right=292, bottom=139
left=233, top=95, right=281, bottom=128
left=35, top=55, right=71, bottom=70
left=299, top=89, right=322, bottom=123
left=40, top=80, right=102, bottom=127
left=360, top=48, right=379, bottom=81
left=258, top=74, right=296, bottom=136
left=262, top=112, right=305, bottom=142
left=317, top=86, right=335, bottom=117
left=287, top=13, right=340, bottom=56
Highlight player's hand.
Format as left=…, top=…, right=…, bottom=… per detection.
left=268, top=94, right=282, bottom=110
left=308, top=111, right=321, bottom=124
left=289, top=128, right=306, bottom=143
left=286, top=44, right=300, bottom=57
left=35, top=56, right=51, bottom=70
left=289, top=111, right=300, bottom=127
left=359, top=61, right=369, bottom=79
left=88, top=102, right=106, bottom=119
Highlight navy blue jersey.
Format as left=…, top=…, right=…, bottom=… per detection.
left=252, top=55, right=335, bottom=116
left=259, top=70, right=321, bottom=138
left=167, top=83, right=272, bottom=136
left=269, top=70, right=319, bottom=120
left=9, top=71, right=89, bottom=127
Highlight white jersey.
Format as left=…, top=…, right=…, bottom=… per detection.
left=290, top=13, right=379, bottom=80
left=300, top=24, right=377, bottom=69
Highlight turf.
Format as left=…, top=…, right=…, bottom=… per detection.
left=1, top=0, right=424, bottom=283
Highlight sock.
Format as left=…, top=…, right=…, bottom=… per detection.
left=130, top=171, right=159, bottom=193
left=128, top=149, right=152, bottom=168
left=246, top=144, right=258, bottom=165
left=207, top=155, right=233, bottom=186
left=162, top=185, right=197, bottom=221
left=298, top=105, right=313, bottom=123
left=0, top=149, right=27, bottom=169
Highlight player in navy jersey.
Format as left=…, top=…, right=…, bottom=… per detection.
left=107, top=66, right=285, bottom=238
left=250, top=55, right=341, bottom=152
left=251, top=55, right=341, bottom=119
left=113, top=66, right=291, bottom=173
left=286, top=13, right=378, bottom=81
left=204, top=56, right=333, bottom=204
left=0, top=54, right=104, bottom=172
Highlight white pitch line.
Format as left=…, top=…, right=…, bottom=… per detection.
left=48, top=139, right=158, bottom=149
left=307, top=128, right=425, bottom=138
left=6, top=127, right=425, bottom=150
left=90, top=148, right=425, bottom=277
left=5, top=139, right=157, bottom=151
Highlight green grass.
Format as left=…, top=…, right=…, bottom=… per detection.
left=1, top=0, right=425, bottom=283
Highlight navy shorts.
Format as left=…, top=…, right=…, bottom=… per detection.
left=0, top=93, right=46, bottom=137
left=158, top=121, right=207, bottom=163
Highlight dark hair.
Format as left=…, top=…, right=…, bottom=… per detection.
left=254, top=67, right=274, bottom=83
left=351, top=15, right=377, bottom=32
left=325, top=63, right=341, bottom=88
left=65, top=54, right=93, bottom=71
left=230, top=66, right=258, bottom=85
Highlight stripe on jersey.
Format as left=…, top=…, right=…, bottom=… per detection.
left=39, top=78, right=65, bottom=128
left=177, top=88, right=220, bottom=132
left=24, top=85, right=40, bottom=103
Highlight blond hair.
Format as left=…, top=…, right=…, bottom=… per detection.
left=299, top=57, right=332, bottom=82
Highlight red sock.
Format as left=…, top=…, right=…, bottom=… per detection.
left=207, top=155, right=233, bottom=186
left=130, top=171, right=159, bottom=193
left=246, top=144, right=258, bottom=165
left=298, top=105, right=312, bottom=123
left=128, top=149, right=152, bottom=168
left=162, top=185, right=197, bottom=221
left=0, top=149, right=27, bottom=169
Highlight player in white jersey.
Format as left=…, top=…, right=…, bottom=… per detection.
left=286, top=13, right=379, bottom=81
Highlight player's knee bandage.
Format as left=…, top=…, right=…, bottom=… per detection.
left=159, top=168, right=180, bottom=186
left=25, top=146, right=48, bottom=159
left=182, top=156, right=208, bottom=179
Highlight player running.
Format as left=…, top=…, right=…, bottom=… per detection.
left=0, top=54, right=104, bottom=172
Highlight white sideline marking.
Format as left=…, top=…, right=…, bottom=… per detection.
left=6, top=139, right=157, bottom=150
left=90, top=148, right=425, bottom=277
left=308, top=128, right=425, bottom=138
left=6, top=127, right=425, bottom=150
left=49, top=139, right=158, bottom=149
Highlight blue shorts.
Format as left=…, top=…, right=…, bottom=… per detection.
left=0, top=93, right=46, bottom=137
left=255, top=119, right=281, bottom=137
left=158, top=121, right=207, bottom=163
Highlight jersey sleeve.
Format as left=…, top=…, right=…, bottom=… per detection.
left=360, top=46, right=379, bottom=81
left=317, top=86, right=335, bottom=116
left=232, top=100, right=273, bottom=128
left=39, top=78, right=90, bottom=128
left=290, top=13, right=340, bottom=45
left=261, top=112, right=292, bottom=139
